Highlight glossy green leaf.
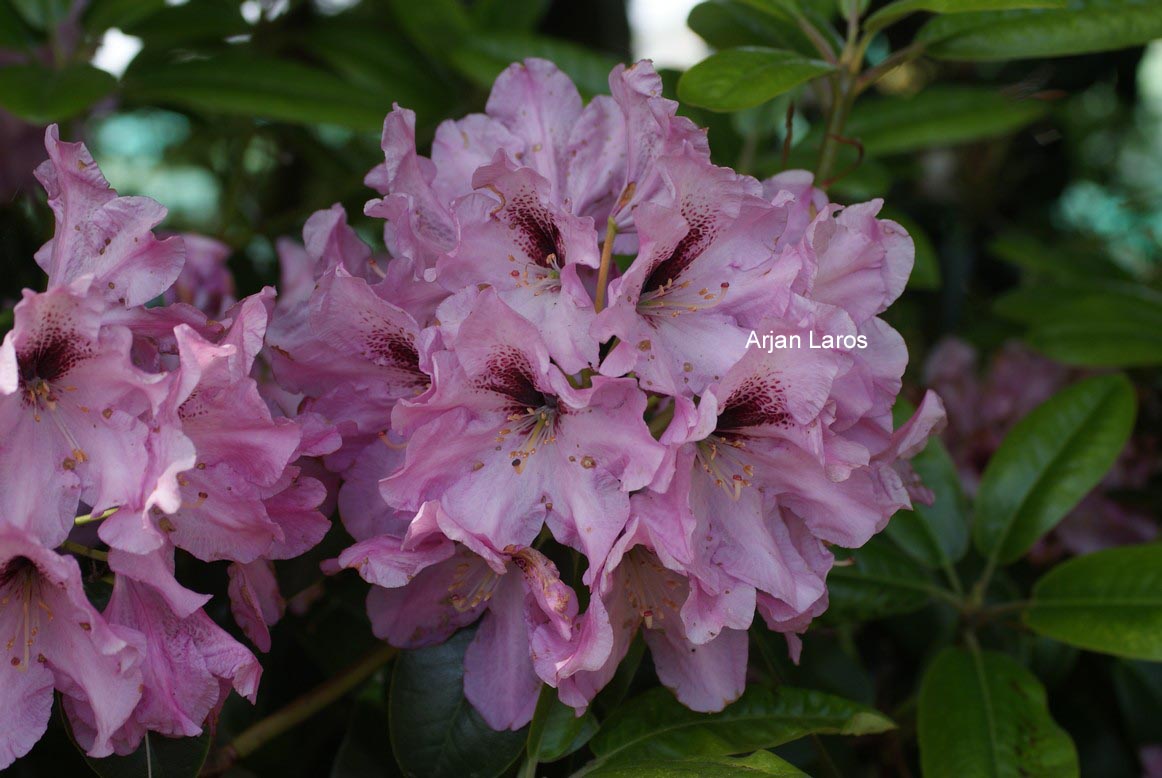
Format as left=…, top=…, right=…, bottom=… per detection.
left=9, top=0, right=70, bottom=29
left=0, top=63, right=116, bottom=123
left=389, top=629, right=526, bottom=778
left=687, top=0, right=822, bottom=55
left=918, top=648, right=1078, bottom=777
left=989, top=232, right=1133, bottom=283
left=844, top=87, right=1047, bottom=155
left=122, top=54, right=388, bottom=131
left=83, top=731, right=211, bottom=778
left=587, top=686, right=893, bottom=768
left=583, top=750, right=807, bottom=777
left=470, top=0, right=550, bottom=30
left=1025, top=544, right=1162, bottom=661
left=300, top=18, right=452, bottom=119
left=330, top=698, right=398, bottom=778
left=919, top=0, right=1162, bottom=61
left=865, top=0, right=1063, bottom=35
left=884, top=428, right=968, bottom=567
left=537, top=696, right=599, bottom=762
left=995, top=282, right=1162, bottom=366
left=825, top=537, right=942, bottom=621
left=449, top=33, right=620, bottom=98
left=678, top=47, right=833, bottom=112
left=973, top=374, right=1137, bottom=565
left=83, top=0, right=165, bottom=32
left=387, top=0, right=473, bottom=62
left=120, top=0, right=247, bottom=48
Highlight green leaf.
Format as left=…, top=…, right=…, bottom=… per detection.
left=973, top=374, right=1137, bottom=565
left=687, top=0, right=822, bottom=55
left=122, top=53, right=388, bottom=131
left=330, top=698, right=398, bottom=778
left=387, top=0, right=473, bottom=63
left=919, top=0, right=1162, bottom=61
left=583, top=750, right=807, bottom=777
left=0, top=0, right=38, bottom=47
left=825, top=537, right=942, bottom=621
left=918, top=647, right=1079, bottom=777
left=865, top=0, right=1064, bottom=35
left=989, top=232, right=1133, bottom=283
left=1111, top=660, right=1162, bottom=743
left=884, top=428, right=969, bottom=568
left=299, top=18, right=452, bottom=119
left=83, top=731, right=211, bottom=778
left=587, top=686, right=894, bottom=768
left=389, top=629, right=526, bottom=778
left=1024, top=544, right=1162, bottom=661
left=120, top=0, right=247, bottom=48
left=470, top=0, right=550, bottom=31
left=678, top=47, right=833, bottom=112
left=448, top=33, right=620, bottom=99
left=537, top=696, right=599, bottom=762
left=995, top=281, right=1162, bottom=366
left=0, top=63, right=117, bottom=123
left=9, top=0, right=70, bottom=29
left=843, top=87, right=1047, bottom=155
left=83, top=0, right=165, bottom=32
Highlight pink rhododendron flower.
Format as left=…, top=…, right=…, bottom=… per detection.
left=326, top=504, right=593, bottom=730
left=0, top=528, right=143, bottom=768
left=386, top=288, right=665, bottom=568
left=0, top=126, right=334, bottom=764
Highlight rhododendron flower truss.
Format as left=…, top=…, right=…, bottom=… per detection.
left=0, top=126, right=332, bottom=769
left=301, top=55, right=948, bottom=729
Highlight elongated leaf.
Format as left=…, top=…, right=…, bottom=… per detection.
left=330, top=698, right=398, bottom=778
left=387, top=0, right=473, bottom=62
left=449, top=33, right=620, bottom=98
left=584, top=750, right=806, bottom=777
left=989, top=232, right=1133, bottom=282
left=1025, top=544, right=1162, bottom=661
left=825, top=538, right=941, bottom=621
left=919, top=0, right=1162, bottom=61
left=843, top=87, right=1047, bottom=155
left=687, top=0, right=821, bottom=55
left=865, top=0, right=1063, bottom=35
left=588, top=686, right=893, bottom=768
left=83, top=0, right=165, bottom=32
left=471, top=0, right=550, bottom=30
left=973, top=374, right=1137, bottom=565
left=9, top=0, right=71, bottom=29
left=0, top=63, right=116, bottom=123
left=0, top=0, right=38, bottom=46
left=679, top=47, right=833, bottom=111
left=83, top=731, right=211, bottom=778
left=122, top=54, right=388, bottom=130
left=1025, top=322, right=1162, bottom=367
left=884, top=432, right=969, bottom=567
left=918, top=648, right=1078, bottom=777
left=299, top=18, right=452, bottom=118
left=537, top=696, right=599, bottom=762
left=389, top=629, right=526, bottom=778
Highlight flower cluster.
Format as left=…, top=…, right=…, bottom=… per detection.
left=0, top=129, right=330, bottom=768
left=280, top=59, right=947, bottom=729
left=926, top=338, right=1158, bottom=560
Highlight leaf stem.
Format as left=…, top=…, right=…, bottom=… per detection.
left=593, top=217, right=618, bottom=313
left=60, top=540, right=108, bottom=562
left=220, top=643, right=396, bottom=766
